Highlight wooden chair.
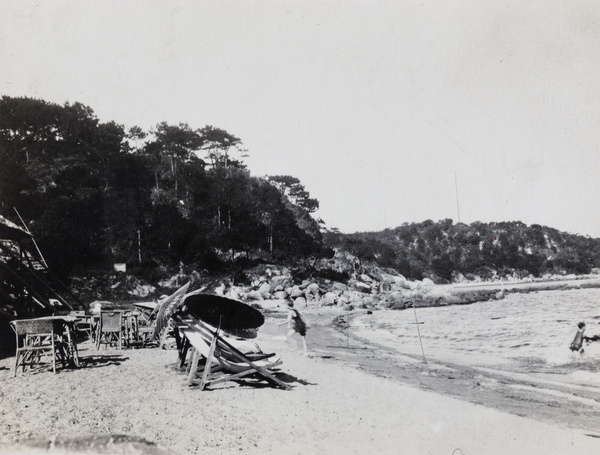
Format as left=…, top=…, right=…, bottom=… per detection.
left=10, top=319, right=67, bottom=375
left=174, top=314, right=289, bottom=391
left=69, top=310, right=95, bottom=340
left=96, top=311, right=123, bottom=350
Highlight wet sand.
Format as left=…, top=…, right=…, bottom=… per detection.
left=298, top=308, right=600, bottom=435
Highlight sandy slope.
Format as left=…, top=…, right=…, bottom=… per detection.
left=0, top=315, right=599, bottom=455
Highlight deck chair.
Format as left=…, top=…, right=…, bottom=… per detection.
left=173, top=314, right=267, bottom=369
left=10, top=319, right=67, bottom=375
left=175, top=315, right=290, bottom=390
left=96, top=311, right=123, bottom=350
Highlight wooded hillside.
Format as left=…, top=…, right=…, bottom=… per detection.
left=0, top=96, right=328, bottom=280
left=1, top=95, right=599, bottom=285
left=324, top=219, right=600, bottom=282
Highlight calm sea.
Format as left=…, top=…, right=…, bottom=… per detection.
left=352, top=287, right=600, bottom=375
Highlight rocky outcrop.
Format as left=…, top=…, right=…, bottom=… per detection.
left=203, top=251, right=466, bottom=312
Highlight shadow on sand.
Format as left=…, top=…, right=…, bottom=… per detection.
left=77, top=354, right=129, bottom=369
left=274, top=371, right=316, bottom=386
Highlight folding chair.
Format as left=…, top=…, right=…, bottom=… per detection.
left=96, top=311, right=123, bottom=350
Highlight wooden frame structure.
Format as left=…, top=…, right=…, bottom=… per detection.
left=0, top=215, right=86, bottom=318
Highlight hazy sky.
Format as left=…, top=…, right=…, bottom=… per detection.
left=2, top=1, right=600, bottom=237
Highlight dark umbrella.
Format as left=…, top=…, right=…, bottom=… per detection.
left=180, top=294, right=264, bottom=339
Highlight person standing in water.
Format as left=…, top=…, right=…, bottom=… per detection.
left=278, top=301, right=308, bottom=354
left=570, top=322, right=586, bottom=353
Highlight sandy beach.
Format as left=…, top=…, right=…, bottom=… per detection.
left=1, top=305, right=599, bottom=455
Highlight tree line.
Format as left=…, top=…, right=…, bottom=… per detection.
left=0, top=96, right=328, bottom=279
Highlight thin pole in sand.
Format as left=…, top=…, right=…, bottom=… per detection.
left=412, top=300, right=427, bottom=363
left=345, top=327, right=349, bottom=357
left=342, top=315, right=349, bottom=357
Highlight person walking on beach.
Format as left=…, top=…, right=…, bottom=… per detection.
left=278, top=301, right=308, bottom=354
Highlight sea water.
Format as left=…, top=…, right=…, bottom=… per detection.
left=352, top=287, right=600, bottom=376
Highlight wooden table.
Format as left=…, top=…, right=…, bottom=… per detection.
left=32, top=315, right=79, bottom=366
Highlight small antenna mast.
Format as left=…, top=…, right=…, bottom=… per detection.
left=454, top=171, right=461, bottom=223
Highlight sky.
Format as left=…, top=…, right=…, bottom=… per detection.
left=1, top=0, right=600, bottom=237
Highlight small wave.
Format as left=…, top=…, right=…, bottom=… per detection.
left=510, top=343, right=530, bottom=348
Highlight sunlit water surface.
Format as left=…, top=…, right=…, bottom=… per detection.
left=352, top=288, right=600, bottom=376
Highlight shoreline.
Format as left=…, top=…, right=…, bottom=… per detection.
left=435, top=275, right=600, bottom=307
left=291, top=308, right=600, bottom=435
left=448, top=275, right=600, bottom=292
left=1, top=294, right=599, bottom=454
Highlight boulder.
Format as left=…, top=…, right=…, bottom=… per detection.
left=337, top=293, right=351, bottom=307
left=347, top=293, right=366, bottom=309
left=214, top=283, right=227, bottom=296
left=306, top=282, right=320, bottom=298
left=322, top=291, right=338, bottom=306
left=396, top=276, right=410, bottom=290
left=290, top=286, right=304, bottom=298
left=294, top=296, right=307, bottom=308
left=361, top=296, right=375, bottom=307
left=379, top=281, right=391, bottom=292
left=299, top=280, right=311, bottom=290
left=390, top=301, right=407, bottom=310
left=388, top=291, right=404, bottom=305
left=412, top=299, right=429, bottom=308
left=379, top=273, right=395, bottom=283
left=273, top=290, right=289, bottom=300
left=258, top=282, right=272, bottom=298
left=228, top=286, right=243, bottom=300
left=305, top=291, right=319, bottom=302
left=377, top=298, right=394, bottom=309
left=422, top=287, right=460, bottom=306
left=331, top=281, right=348, bottom=292
left=422, top=277, right=435, bottom=288
left=355, top=281, right=372, bottom=293
left=244, top=290, right=263, bottom=301
left=271, top=275, right=292, bottom=287
left=411, top=289, right=424, bottom=302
